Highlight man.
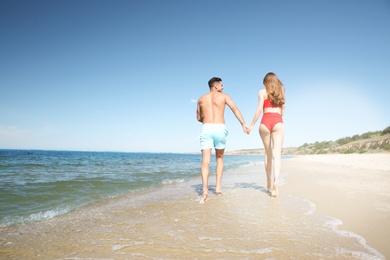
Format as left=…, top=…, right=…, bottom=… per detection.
left=196, top=77, right=248, bottom=203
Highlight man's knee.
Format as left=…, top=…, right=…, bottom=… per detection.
left=216, top=153, right=224, bottom=159
left=215, top=150, right=224, bottom=159
left=202, top=158, right=211, bottom=166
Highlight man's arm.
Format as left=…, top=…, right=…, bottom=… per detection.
left=196, top=100, right=203, bottom=123
left=225, top=94, right=249, bottom=133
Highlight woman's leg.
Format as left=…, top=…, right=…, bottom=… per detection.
left=259, top=124, right=272, bottom=191
left=270, top=123, right=284, bottom=197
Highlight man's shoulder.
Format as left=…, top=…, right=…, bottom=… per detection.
left=221, top=92, right=232, bottom=100
left=215, top=91, right=230, bottom=97
left=213, top=92, right=231, bottom=101
left=198, top=93, right=209, bottom=100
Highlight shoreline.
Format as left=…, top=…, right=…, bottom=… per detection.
left=282, top=153, right=390, bottom=258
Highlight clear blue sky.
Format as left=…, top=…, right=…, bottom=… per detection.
left=1, top=0, right=389, bottom=153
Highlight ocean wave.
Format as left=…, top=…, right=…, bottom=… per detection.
left=240, top=160, right=263, bottom=167
left=0, top=206, right=74, bottom=227
left=162, top=179, right=185, bottom=185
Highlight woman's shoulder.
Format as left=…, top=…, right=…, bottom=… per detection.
left=259, top=89, right=267, bottom=98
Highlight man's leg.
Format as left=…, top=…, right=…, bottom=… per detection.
left=201, top=148, right=212, bottom=202
left=215, top=148, right=225, bottom=194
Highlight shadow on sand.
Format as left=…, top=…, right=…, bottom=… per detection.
left=191, top=182, right=270, bottom=197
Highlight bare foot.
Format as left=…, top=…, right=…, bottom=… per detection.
left=267, top=180, right=272, bottom=193
left=271, top=183, right=279, bottom=197
left=215, top=185, right=223, bottom=195
left=200, top=192, right=208, bottom=204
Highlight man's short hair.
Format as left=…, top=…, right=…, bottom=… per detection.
left=208, top=77, right=222, bottom=89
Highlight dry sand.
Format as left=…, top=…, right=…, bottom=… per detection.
left=282, top=153, right=390, bottom=258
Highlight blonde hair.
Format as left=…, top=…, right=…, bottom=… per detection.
left=263, top=72, right=285, bottom=106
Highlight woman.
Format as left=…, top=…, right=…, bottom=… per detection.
left=249, top=72, right=285, bottom=197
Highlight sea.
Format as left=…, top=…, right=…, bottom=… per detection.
left=0, top=149, right=262, bottom=227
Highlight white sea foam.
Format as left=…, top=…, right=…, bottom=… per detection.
left=1, top=206, right=74, bottom=226
left=326, top=217, right=385, bottom=260
left=228, top=247, right=275, bottom=254
left=240, top=160, right=263, bottom=167
left=197, top=236, right=223, bottom=241
left=302, top=198, right=316, bottom=215
left=112, top=244, right=132, bottom=251
left=162, top=178, right=185, bottom=185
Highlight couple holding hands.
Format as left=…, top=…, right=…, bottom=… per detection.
left=196, top=72, right=285, bottom=203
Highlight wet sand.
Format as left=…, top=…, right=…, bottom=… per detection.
left=0, top=154, right=389, bottom=259
left=282, top=153, right=390, bottom=258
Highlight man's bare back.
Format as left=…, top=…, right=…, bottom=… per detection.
left=197, top=92, right=227, bottom=124
left=197, top=80, right=243, bottom=125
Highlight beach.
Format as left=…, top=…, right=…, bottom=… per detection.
left=0, top=153, right=389, bottom=259
left=282, top=154, right=390, bottom=258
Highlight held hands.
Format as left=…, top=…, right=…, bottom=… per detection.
left=242, top=124, right=253, bottom=135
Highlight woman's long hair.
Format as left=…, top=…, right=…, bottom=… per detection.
left=263, top=72, right=285, bottom=106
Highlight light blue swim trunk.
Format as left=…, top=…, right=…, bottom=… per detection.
left=200, top=124, right=229, bottom=150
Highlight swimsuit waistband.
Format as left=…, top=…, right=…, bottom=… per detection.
left=263, top=112, right=282, bottom=115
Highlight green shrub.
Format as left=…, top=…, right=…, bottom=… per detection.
left=342, top=149, right=356, bottom=154
left=382, top=126, right=390, bottom=135
left=337, top=137, right=352, bottom=145
left=361, top=133, right=372, bottom=139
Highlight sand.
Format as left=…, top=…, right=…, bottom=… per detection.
left=0, top=153, right=389, bottom=259
left=282, top=154, right=390, bottom=258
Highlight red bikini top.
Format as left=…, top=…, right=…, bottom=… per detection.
left=264, top=99, right=282, bottom=108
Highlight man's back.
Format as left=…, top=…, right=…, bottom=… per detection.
left=197, top=92, right=227, bottom=124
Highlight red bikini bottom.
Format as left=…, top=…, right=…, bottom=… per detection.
left=261, top=113, right=283, bottom=131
